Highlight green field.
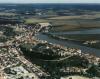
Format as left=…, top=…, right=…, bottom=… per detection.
left=0, top=12, right=17, bottom=16
left=25, top=18, right=49, bottom=24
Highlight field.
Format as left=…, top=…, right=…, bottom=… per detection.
left=25, top=18, right=49, bottom=24
left=50, top=20, right=100, bottom=32
left=0, top=12, right=17, bottom=16
left=48, top=13, right=100, bottom=32
left=23, top=10, right=100, bottom=32
left=48, top=14, right=100, bottom=20
left=25, top=17, right=100, bottom=32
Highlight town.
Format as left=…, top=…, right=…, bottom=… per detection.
left=0, top=4, right=100, bottom=79
left=0, top=21, right=100, bottom=79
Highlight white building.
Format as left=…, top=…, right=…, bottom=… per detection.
left=38, top=23, right=51, bottom=28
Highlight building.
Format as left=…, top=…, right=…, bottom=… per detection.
left=0, top=72, right=5, bottom=79
left=38, top=23, right=51, bottom=28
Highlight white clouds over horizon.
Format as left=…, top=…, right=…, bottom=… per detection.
left=0, top=0, right=100, bottom=3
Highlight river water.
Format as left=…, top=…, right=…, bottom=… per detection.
left=36, top=33, right=100, bottom=57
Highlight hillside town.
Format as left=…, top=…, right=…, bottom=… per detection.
left=0, top=21, right=100, bottom=79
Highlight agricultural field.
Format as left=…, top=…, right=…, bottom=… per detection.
left=25, top=18, right=49, bottom=24
left=48, top=14, right=100, bottom=20
left=50, top=20, right=100, bottom=32
left=0, top=12, right=17, bottom=16
left=25, top=17, right=100, bottom=32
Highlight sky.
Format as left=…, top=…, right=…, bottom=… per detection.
left=0, top=0, right=100, bottom=3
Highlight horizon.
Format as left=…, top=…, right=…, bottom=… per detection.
left=0, top=0, right=100, bottom=4
left=0, top=3, right=100, bottom=4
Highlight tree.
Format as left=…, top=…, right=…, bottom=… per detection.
left=87, top=65, right=100, bottom=77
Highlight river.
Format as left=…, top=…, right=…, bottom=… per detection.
left=36, top=33, right=100, bottom=57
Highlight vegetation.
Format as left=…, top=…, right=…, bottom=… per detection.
left=66, top=55, right=89, bottom=68
left=25, top=18, right=48, bottom=24
left=87, top=65, right=100, bottom=77
left=0, top=12, right=17, bottom=16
